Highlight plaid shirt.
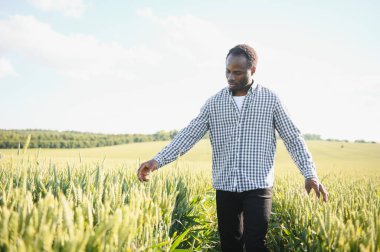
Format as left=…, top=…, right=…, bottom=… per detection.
left=153, top=83, right=318, bottom=192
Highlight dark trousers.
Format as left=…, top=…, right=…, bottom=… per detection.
left=216, top=188, right=272, bottom=252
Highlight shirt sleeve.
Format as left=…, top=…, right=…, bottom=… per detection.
left=273, top=95, right=318, bottom=179
left=153, top=99, right=210, bottom=169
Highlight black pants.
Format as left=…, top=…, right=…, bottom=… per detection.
left=216, top=188, right=272, bottom=252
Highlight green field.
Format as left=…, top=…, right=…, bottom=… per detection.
left=0, top=140, right=379, bottom=251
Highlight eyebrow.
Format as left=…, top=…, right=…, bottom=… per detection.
left=226, top=68, right=245, bottom=72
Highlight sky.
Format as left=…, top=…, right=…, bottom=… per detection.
left=0, top=0, right=379, bottom=142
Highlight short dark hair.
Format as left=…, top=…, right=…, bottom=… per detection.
left=226, top=44, right=258, bottom=68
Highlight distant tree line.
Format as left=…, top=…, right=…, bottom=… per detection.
left=0, top=130, right=376, bottom=149
left=285, top=134, right=376, bottom=144
left=302, top=134, right=322, bottom=140
left=0, top=129, right=179, bottom=149
left=353, top=139, right=377, bottom=144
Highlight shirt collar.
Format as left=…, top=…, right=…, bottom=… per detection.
left=227, top=79, right=257, bottom=96
left=249, top=79, right=258, bottom=94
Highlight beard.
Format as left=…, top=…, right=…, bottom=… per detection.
left=228, top=78, right=253, bottom=92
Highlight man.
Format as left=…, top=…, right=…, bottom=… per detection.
left=137, top=44, right=328, bottom=252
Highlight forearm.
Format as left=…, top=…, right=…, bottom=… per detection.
left=153, top=100, right=210, bottom=168
left=153, top=126, right=207, bottom=168
left=274, top=96, right=318, bottom=179
left=283, top=134, right=318, bottom=179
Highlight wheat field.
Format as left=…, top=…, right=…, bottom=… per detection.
left=0, top=140, right=379, bottom=251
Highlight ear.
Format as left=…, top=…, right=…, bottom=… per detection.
left=250, top=66, right=256, bottom=75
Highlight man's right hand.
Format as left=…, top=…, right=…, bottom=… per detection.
left=137, top=159, right=158, bottom=182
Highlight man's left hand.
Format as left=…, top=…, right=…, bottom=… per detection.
left=305, top=177, right=328, bottom=202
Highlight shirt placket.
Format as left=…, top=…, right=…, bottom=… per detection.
left=229, top=93, right=249, bottom=192
left=232, top=120, right=241, bottom=192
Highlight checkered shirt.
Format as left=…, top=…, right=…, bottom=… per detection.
left=153, top=84, right=318, bottom=192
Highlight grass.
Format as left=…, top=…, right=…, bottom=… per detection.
left=0, top=139, right=379, bottom=251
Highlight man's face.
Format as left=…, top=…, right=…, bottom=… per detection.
left=225, top=54, right=255, bottom=93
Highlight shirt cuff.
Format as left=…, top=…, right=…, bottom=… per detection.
left=152, top=155, right=164, bottom=169
left=303, top=168, right=318, bottom=179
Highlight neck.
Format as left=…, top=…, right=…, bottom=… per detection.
left=233, top=79, right=254, bottom=96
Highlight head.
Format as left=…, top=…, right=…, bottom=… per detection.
left=225, top=44, right=258, bottom=95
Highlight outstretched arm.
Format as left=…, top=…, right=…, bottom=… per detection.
left=274, top=96, right=328, bottom=202
left=137, top=99, right=210, bottom=182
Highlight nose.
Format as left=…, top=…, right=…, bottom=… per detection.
left=227, top=73, right=235, bottom=81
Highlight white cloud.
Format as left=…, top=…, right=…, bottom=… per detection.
left=0, top=15, right=161, bottom=82
left=0, top=11, right=378, bottom=141
left=27, top=0, right=86, bottom=17
left=0, top=12, right=229, bottom=88
left=0, top=12, right=230, bottom=135
left=136, top=7, right=153, bottom=18
left=134, top=8, right=233, bottom=95
left=137, top=8, right=232, bottom=64
left=0, top=58, right=16, bottom=78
